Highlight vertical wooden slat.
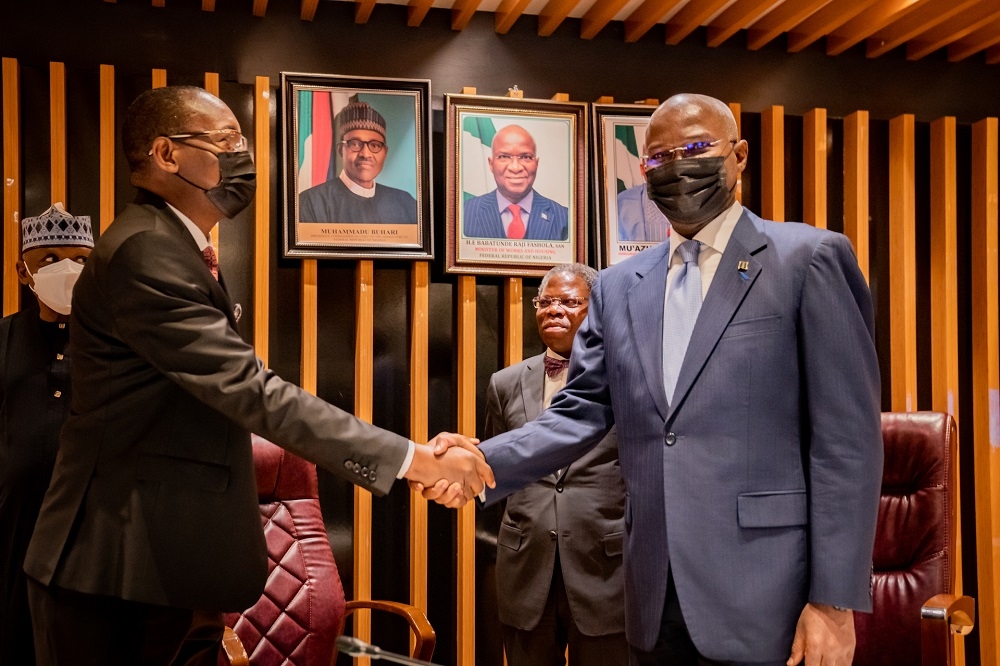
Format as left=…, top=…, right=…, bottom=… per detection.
left=930, top=116, right=965, bottom=666
left=301, top=260, right=318, bottom=394
left=456, top=275, right=477, bottom=666
left=50, top=62, right=67, bottom=206
left=151, top=68, right=166, bottom=89
left=409, top=261, right=429, bottom=656
left=253, top=76, right=269, bottom=363
left=729, top=102, right=742, bottom=203
left=354, top=260, right=374, bottom=664
left=504, top=278, right=523, bottom=367
left=204, top=73, right=220, bottom=255
left=99, top=64, right=115, bottom=233
left=889, top=114, right=917, bottom=412
left=761, top=105, right=784, bottom=221
left=971, top=116, right=1000, bottom=666
left=844, top=111, right=870, bottom=282
left=803, top=108, right=827, bottom=228
left=2, top=57, right=20, bottom=316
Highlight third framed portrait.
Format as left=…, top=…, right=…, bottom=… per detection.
left=445, top=94, right=588, bottom=277
left=592, top=103, right=669, bottom=267
left=281, top=72, right=433, bottom=260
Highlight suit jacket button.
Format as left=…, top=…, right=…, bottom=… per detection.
left=555, top=484, right=564, bottom=492
left=665, top=432, right=677, bottom=446
left=353, top=463, right=361, bottom=474
left=369, top=471, right=376, bottom=482
left=549, top=530, right=557, bottom=540
left=344, top=461, right=353, bottom=471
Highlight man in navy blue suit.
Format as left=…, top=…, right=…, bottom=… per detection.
left=463, top=125, right=569, bottom=241
left=423, top=94, right=882, bottom=666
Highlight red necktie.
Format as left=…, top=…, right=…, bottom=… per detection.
left=507, top=204, right=525, bottom=239
left=202, top=246, right=219, bottom=281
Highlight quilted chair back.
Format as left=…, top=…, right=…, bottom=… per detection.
left=223, top=435, right=345, bottom=665
left=853, top=412, right=956, bottom=666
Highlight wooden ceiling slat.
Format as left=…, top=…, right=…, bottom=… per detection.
left=202, top=0, right=215, bottom=10
left=986, top=43, right=1000, bottom=63
left=355, top=0, right=377, bottom=22
left=664, top=0, right=729, bottom=45
left=907, top=2, right=1000, bottom=60
left=496, top=0, right=532, bottom=33
left=301, top=0, right=319, bottom=20
left=152, top=0, right=165, bottom=7
left=867, top=0, right=978, bottom=58
left=538, top=0, right=582, bottom=37
left=826, top=0, right=930, bottom=56
left=452, top=0, right=484, bottom=30
left=624, top=0, right=686, bottom=43
left=408, top=0, right=434, bottom=26
left=252, top=0, right=267, bottom=17
left=948, top=16, right=1000, bottom=61
left=581, top=0, right=632, bottom=39
left=707, top=0, right=778, bottom=47
left=747, top=0, right=833, bottom=50
left=787, top=0, right=880, bottom=52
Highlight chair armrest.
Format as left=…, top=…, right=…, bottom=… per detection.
left=220, top=626, right=250, bottom=666
left=344, top=599, right=436, bottom=661
left=920, top=594, right=975, bottom=666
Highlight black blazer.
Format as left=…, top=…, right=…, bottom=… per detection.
left=24, top=194, right=409, bottom=612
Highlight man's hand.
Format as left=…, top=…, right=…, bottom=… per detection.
left=787, top=603, right=855, bottom=666
left=403, top=432, right=494, bottom=508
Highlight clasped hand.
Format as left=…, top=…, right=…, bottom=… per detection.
left=403, top=432, right=494, bottom=508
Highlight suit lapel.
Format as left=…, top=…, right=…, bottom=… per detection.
left=526, top=198, right=553, bottom=240
left=627, top=242, right=672, bottom=420
left=482, top=192, right=507, bottom=238
left=520, top=355, right=545, bottom=424
left=666, top=211, right=767, bottom=422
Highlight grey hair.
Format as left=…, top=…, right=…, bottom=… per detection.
left=539, top=263, right=598, bottom=293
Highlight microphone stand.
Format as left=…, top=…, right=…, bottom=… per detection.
left=335, top=635, right=439, bottom=666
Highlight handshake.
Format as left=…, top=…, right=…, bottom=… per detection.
left=402, top=433, right=494, bottom=508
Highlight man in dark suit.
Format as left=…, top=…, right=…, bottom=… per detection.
left=485, top=263, right=626, bottom=666
left=23, top=85, right=489, bottom=666
left=426, top=94, right=882, bottom=666
left=463, top=125, right=569, bottom=241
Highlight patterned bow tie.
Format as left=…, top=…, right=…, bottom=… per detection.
left=202, top=246, right=219, bottom=281
left=543, top=355, right=569, bottom=378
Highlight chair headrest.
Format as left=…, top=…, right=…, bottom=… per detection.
left=251, top=434, right=320, bottom=502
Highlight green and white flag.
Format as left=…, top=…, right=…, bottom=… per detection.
left=614, top=125, right=645, bottom=194
left=462, top=115, right=497, bottom=202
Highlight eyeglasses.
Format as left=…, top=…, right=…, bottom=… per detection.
left=641, top=139, right=736, bottom=170
left=166, top=129, right=248, bottom=152
left=532, top=296, right=588, bottom=310
left=341, top=138, right=386, bottom=153
left=493, top=153, right=537, bottom=165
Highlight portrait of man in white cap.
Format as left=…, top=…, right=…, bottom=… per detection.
left=0, top=202, right=93, bottom=664
left=298, top=100, right=418, bottom=224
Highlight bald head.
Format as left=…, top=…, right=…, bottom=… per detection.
left=489, top=124, right=539, bottom=203
left=648, top=94, right=738, bottom=146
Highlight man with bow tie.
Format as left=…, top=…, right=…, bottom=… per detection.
left=482, top=263, right=626, bottom=666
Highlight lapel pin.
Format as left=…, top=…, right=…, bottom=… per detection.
left=737, top=260, right=750, bottom=281
left=233, top=303, right=243, bottom=323
left=542, top=212, right=549, bottom=220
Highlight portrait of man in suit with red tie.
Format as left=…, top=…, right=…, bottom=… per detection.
left=462, top=125, right=570, bottom=241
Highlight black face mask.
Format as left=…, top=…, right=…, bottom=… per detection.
left=645, top=153, right=735, bottom=226
left=177, top=149, right=257, bottom=219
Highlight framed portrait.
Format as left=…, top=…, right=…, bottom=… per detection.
left=592, top=103, right=669, bottom=267
left=281, top=72, right=433, bottom=260
left=445, top=94, right=588, bottom=277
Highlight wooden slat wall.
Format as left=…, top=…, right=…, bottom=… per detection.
left=803, top=108, right=827, bottom=228
left=204, top=73, right=220, bottom=254
left=253, top=76, right=269, bottom=363
left=456, top=275, right=477, bottom=666
left=2, top=57, right=21, bottom=316
left=889, top=114, right=917, bottom=412
left=99, top=64, right=114, bottom=233
left=929, top=115, right=965, bottom=666
left=504, top=278, right=523, bottom=366
left=971, top=116, right=1000, bottom=666
left=409, top=261, right=430, bottom=656
left=50, top=62, right=67, bottom=205
left=761, top=105, right=784, bottom=221
left=843, top=110, right=870, bottom=281
left=354, top=260, right=375, bottom=664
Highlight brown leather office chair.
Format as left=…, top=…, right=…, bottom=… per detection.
left=853, top=412, right=974, bottom=666
left=219, top=436, right=435, bottom=665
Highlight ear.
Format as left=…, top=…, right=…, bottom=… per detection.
left=733, top=139, right=749, bottom=174
left=16, top=259, right=31, bottom=287
left=148, top=136, right=180, bottom=174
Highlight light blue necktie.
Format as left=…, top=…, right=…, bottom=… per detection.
left=662, top=240, right=702, bottom=405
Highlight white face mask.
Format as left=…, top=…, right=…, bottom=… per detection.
left=26, top=258, right=84, bottom=315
